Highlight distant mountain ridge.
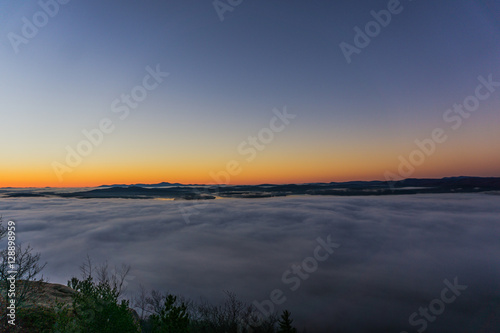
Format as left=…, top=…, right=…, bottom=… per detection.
left=98, top=181, right=186, bottom=188
left=3, top=176, right=499, bottom=200
left=98, top=176, right=500, bottom=189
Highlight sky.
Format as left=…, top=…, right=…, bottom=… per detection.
left=1, top=0, right=500, bottom=187
left=2, top=193, right=500, bottom=331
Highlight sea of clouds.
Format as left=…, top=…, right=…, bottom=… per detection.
left=1, top=193, right=499, bottom=332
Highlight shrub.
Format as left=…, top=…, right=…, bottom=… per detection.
left=149, top=294, right=189, bottom=332
left=53, top=276, right=139, bottom=333
left=17, top=306, right=57, bottom=333
left=277, top=310, right=297, bottom=333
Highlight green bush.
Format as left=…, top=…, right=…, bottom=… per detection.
left=277, top=310, right=297, bottom=333
left=149, top=294, right=189, bottom=333
left=17, top=306, right=57, bottom=333
left=53, top=276, right=139, bottom=333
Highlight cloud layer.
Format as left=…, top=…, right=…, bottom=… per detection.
left=1, top=193, right=500, bottom=332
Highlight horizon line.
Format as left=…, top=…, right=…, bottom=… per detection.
left=2, top=175, right=497, bottom=189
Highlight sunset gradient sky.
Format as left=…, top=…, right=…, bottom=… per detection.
left=1, top=0, right=499, bottom=187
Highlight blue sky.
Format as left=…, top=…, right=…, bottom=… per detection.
left=1, top=0, right=499, bottom=186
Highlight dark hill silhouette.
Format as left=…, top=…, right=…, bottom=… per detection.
left=3, top=177, right=500, bottom=200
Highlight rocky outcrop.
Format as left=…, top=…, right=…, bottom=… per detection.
left=22, top=281, right=139, bottom=319
left=29, top=281, right=75, bottom=309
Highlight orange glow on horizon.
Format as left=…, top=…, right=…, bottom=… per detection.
left=4, top=166, right=499, bottom=188
left=3, top=136, right=500, bottom=188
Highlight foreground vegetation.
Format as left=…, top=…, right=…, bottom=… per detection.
left=0, top=219, right=299, bottom=332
